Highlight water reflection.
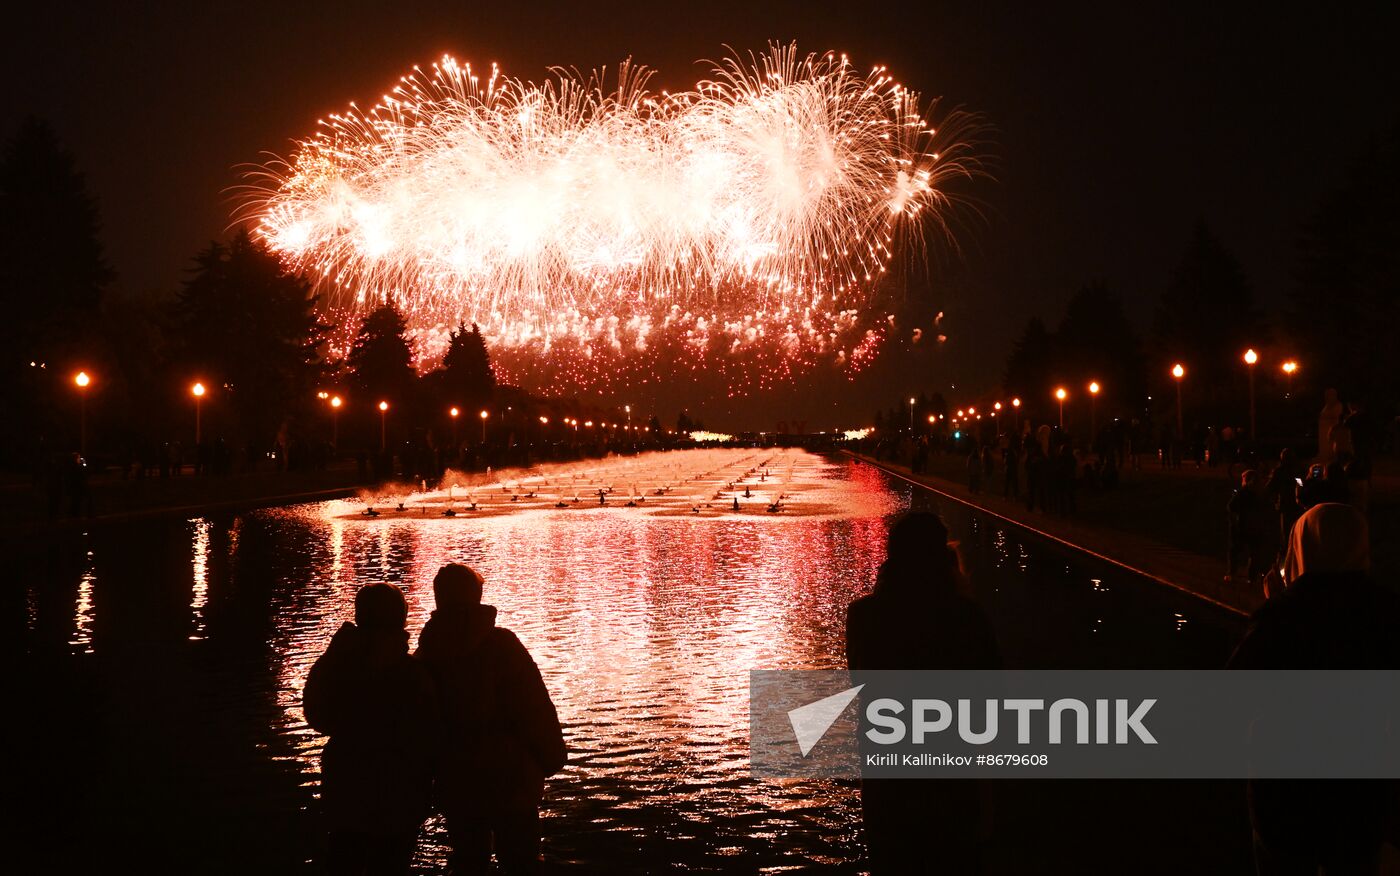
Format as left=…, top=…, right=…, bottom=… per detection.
left=72, top=543, right=96, bottom=653
left=258, top=453, right=890, bottom=869
left=18, top=451, right=1247, bottom=873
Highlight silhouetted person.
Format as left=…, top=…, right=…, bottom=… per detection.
left=847, top=513, right=1001, bottom=874
left=966, top=446, right=982, bottom=493
left=416, top=564, right=567, bottom=875
left=1023, top=438, right=1046, bottom=511
left=1298, top=462, right=1350, bottom=511
left=1055, top=442, right=1077, bottom=514
left=1263, top=450, right=1303, bottom=551
left=304, top=583, right=438, bottom=876
left=1228, top=504, right=1399, bottom=875
left=1343, top=401, right=1377, bottom=512
left=1318, top=388, right=1344, bottom=462
left=1001, top=439, right=1020, bottom=499
left=1227, top=471, right=1272, bottom=584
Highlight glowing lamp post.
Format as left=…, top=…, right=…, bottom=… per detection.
left=449, top=406, right=460, bottom=447
left=1012, top=397, right=1021, bottom=433
left=74, top=370, right=91, bottom=455
left=1088, top=381, right=1100, bottom=438
left=1281, top=360, right=1298, bottom=399
left=378, top=401, right=389, bottom=451
left=1171, top=364, right=1185, bottom=439
left=1243, top=349, right=1258, bottom=439
left=330, top=395, right=342, bottom=450
left=191, top=382, right=206, bottom=445
left=908, top=397, right=916, bottom=430
left=1055, top=387, right=1067, bottom=430
left=479, top=409, right=489, bottom=444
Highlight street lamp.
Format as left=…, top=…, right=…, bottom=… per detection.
left=191, top=382, right=206, bottom=446
left=479, top=409, right=489, bottom=443
left=1171, top=364, right=1185, bottom=439
left=74, top=370, right=91, bottom=455
left=1088, top=381, right=1100, bottom=437
left=449, top=406, right=460, bottom=447
left=378, top=400, right=389, bottom=451
left=1243, top=349, right=1258, bottom=439
left=1055, top=387, right=1067, bottom=430
left=908, top=397, right=916, bottom=429
left=330, top=395, right=342, bottom=450
left=1281, top=360, right=1298, bottom=398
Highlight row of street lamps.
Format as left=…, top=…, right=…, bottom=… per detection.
left=68, top=371, right=640, bottom=457
left=904, top=350, right=1301, bottom=442
left=1171, top=352, right=1299, bottom=440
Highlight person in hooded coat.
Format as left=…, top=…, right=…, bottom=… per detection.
left=1228, top=503, right=1400, bottom=875
left=416, top=564, right=567, bottom=875
left=846, top=512, right=1002, bottom=874
left=304, top=582, right=439, bottom=875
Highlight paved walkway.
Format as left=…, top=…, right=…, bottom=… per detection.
left=0, top=466, right=365, bottom=539
left=849, top=452, right=1261, bottom=616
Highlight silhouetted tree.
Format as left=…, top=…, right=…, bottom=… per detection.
left=1055, top=282, right=1147, bottom=410
left=1288, top=125, right=1400, bottom=403
left=1152, top=223, right=1263, bottom=408
left=173, top=230, right=324, bottom=444
left=348, top=301, right=417, bottom=408
left=0, top=118, right=112, bottom=359
left=1003, top=316, right=1054, bottom=406
left=0, top=118, right=113, bottom=461
left=436, top=322, right=496, bottom=406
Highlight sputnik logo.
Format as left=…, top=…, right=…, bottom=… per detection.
left=787, top=684, right=864, bottom=756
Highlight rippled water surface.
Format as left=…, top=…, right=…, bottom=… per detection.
left=17, top=450, right=1250, bottom=873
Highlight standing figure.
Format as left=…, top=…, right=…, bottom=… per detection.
left=304, top=583, right=438, bottom=875
left=416, top=565, right=567, bottom=875
left=1228, top=504, right=1398, bottom=875
left=847, top=513, right=1001, bottom=874
left=1227, top=471, right=1273, bottom=584
left=1318, top=388, right=1344, bottom=462
left=1002, top=437, right=1021, bottom=499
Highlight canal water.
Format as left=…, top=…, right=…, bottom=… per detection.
left=14, top=451, right=1249, bottom=874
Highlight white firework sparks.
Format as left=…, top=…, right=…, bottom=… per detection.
left=241, top=44, right=980, bottom=388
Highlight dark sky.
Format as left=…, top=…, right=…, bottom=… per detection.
left=6, top=2, right=1395, bottom=430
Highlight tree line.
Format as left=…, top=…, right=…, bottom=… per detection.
left=0, top=118, right=639, bottom=473
left=877, top=123, right=1399, bottom=443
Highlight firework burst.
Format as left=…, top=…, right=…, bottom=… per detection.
left=241, top=44, right=980, bottom=390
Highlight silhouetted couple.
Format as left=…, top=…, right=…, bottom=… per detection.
left=304, top=565, right=567, bottom=875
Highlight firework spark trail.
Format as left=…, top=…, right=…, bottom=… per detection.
left=242, top=44, right=978, bottom=388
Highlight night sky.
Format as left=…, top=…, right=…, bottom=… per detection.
left=6, top=2, right=1395, bottom=430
